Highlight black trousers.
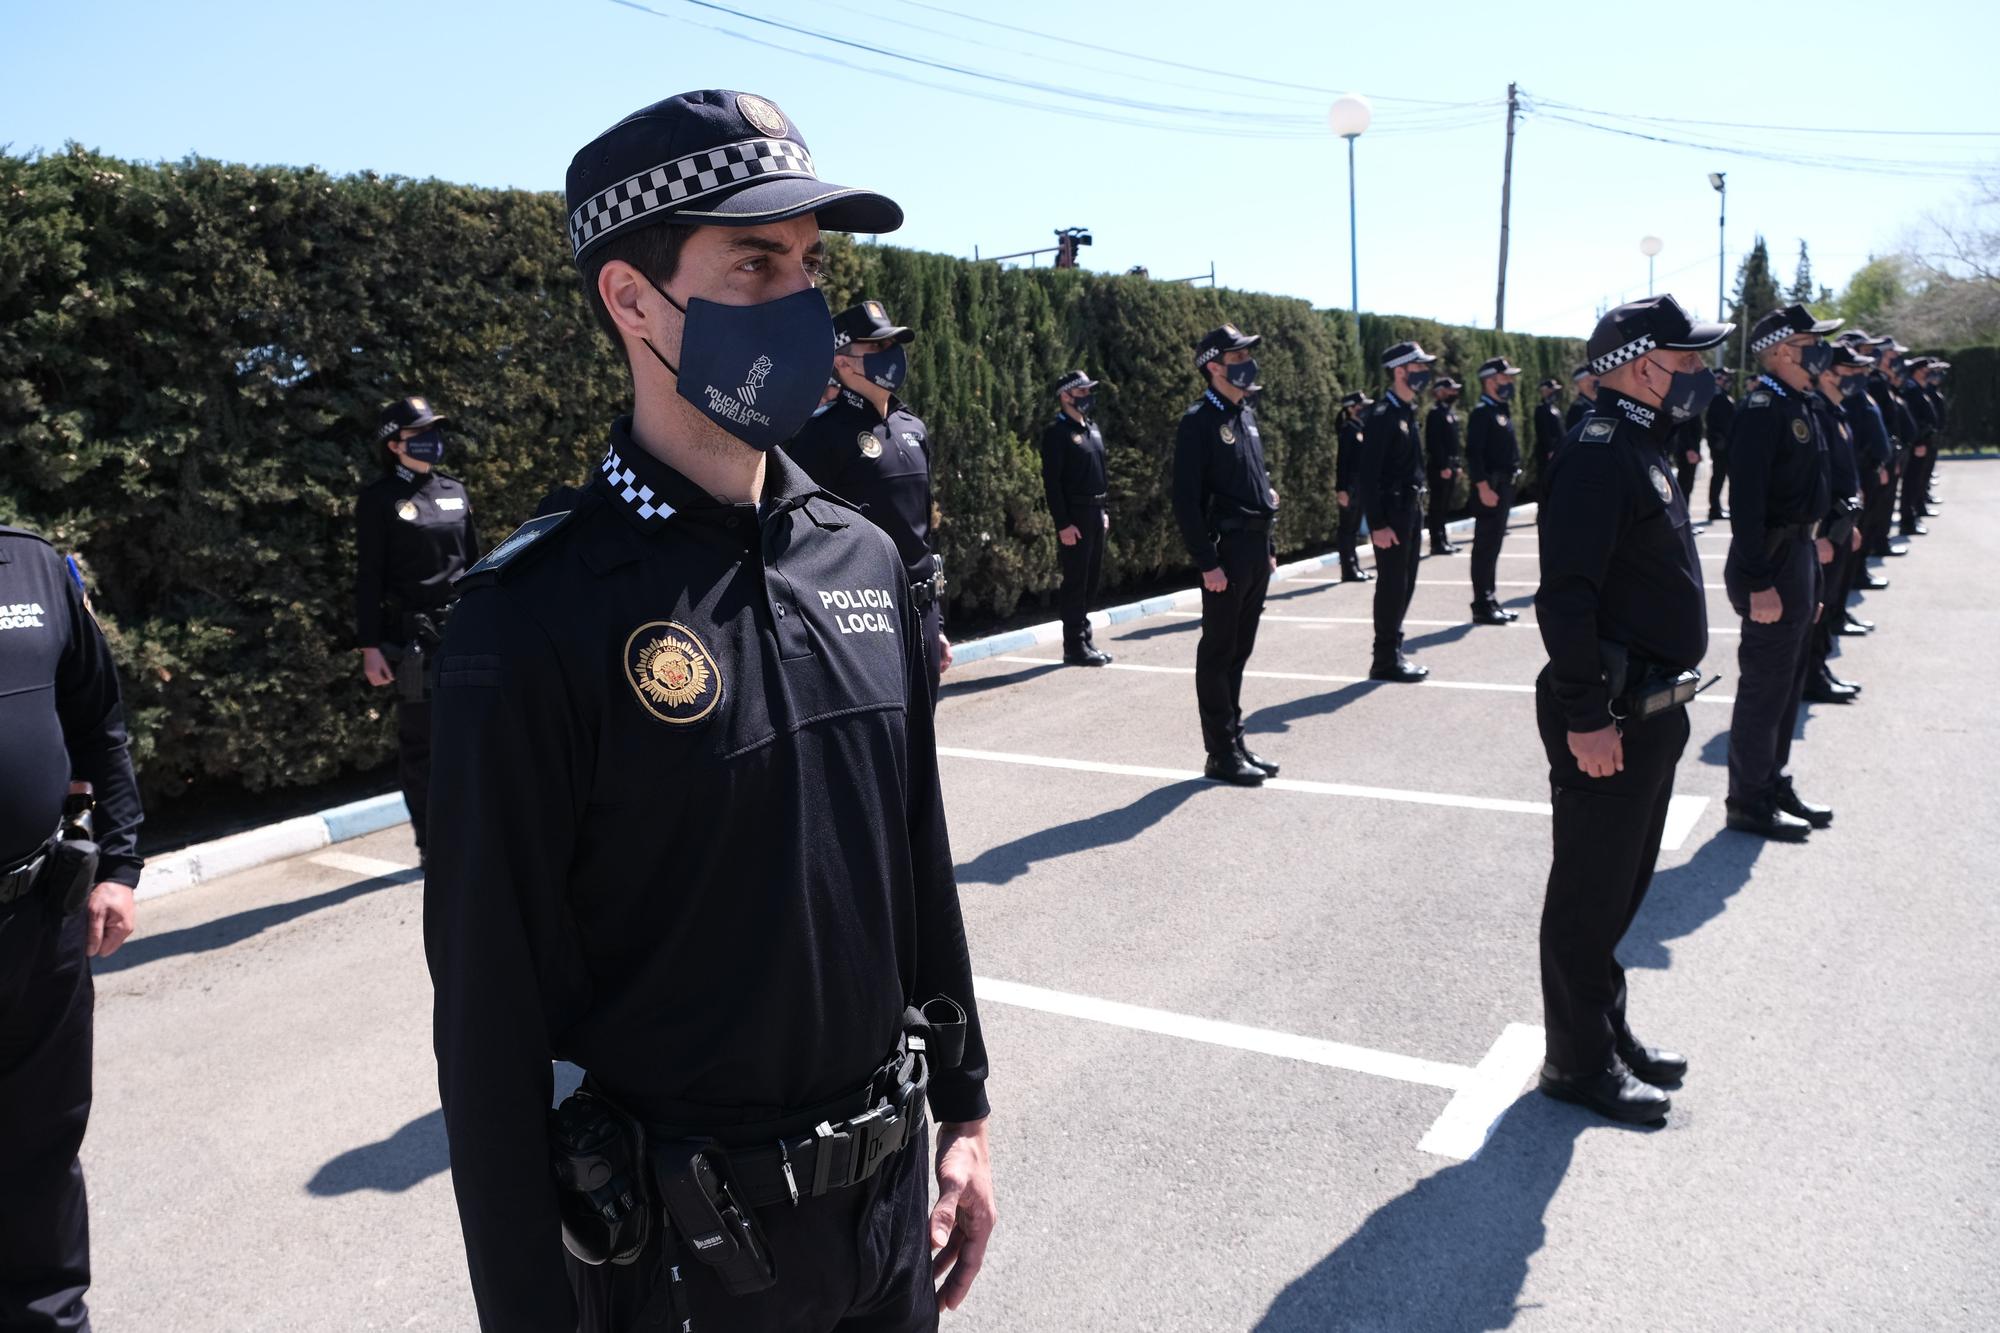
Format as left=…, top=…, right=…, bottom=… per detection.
left=1468, top=479, right=1515, bottom=602
left=570, top=1124, right=936, bottom=1333
left=1724, top=536, right=1820, bottom=806
left=1370, top=501, right=1423, bottom=661
left=1427, top=476, right=1455, bottom=542
left=1195, top=530, right=1272, bottom=756
left=1675, top=454, right=1699, bottom=503
left=919, top=601, right=942, bottom=709
left=1861, top=471, right=1897, bottom=555
left=1536, top=669, right=1690, bottom=1074
left=1057, top=506, right=1106, bottom=650
left=397, top=697, right=433, bottom=853
left=1336, top=497, right=1365, bottom=573
left=1707, top=447, right=1729, bottom=515
left=1808, top=539, right=1856, bottom=669
left=1901, top=445, right=1938, bottom=526
left=0, top=901, right=94, bottom=1331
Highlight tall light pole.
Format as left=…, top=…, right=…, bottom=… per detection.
left=1640, top=235, right=1663, bottom=297
left=1710, top=171, right=1727, bottom=366
left=1328, top=94, right=1373, bottom=318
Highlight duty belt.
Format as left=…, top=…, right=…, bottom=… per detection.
left=1761, top=521, right=1815, bottom=558
left=0, top=837, right=53, bottom=906
left=1065, top=492, right=1108, bottom=508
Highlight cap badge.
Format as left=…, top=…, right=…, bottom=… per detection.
left=1649, top=465, right=1673, bottom=503
left=858, top=431, right=882, bottom=459
left=625, top=622, right=722, bottom=724
left=865, top=301, right=885, bottom=320
left=737, top=94, right=788, bottom=138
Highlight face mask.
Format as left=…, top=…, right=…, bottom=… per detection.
left=858, top=344, right=907, bottom=391
left=1071, top=393, right=1096, bottom=416
left=1797, top=342, right=1835, bottom=377
left=1225, top=358, right=1259, bottom=390
left=1404, top=368, right=1433, bottom=394
left=641, top=279, right=835, bottom=452
left=1838, top=375, right=1867, bottom=399
left=1651, top=357, right=1719, bottom=423
left=403, top=428, right=445, bottom=464
left=1493, top=381, right=1515, bottom=402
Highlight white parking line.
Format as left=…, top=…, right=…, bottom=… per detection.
left=1418, top=579, right=1729, bottom=590
left=310, top=851, right=418, bottom=878
left=1164, top=609, right=1742, bottom=636
left=974, top=976, right=1543, bottom=1161
left=937, top=745, right=1713, bottom=852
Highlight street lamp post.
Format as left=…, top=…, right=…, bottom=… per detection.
left=1710, top=171, right=1727, bottom=366
left=1328, top=94, right=1373, bottom=318
left=1640, top=235, right=1663, bottom=297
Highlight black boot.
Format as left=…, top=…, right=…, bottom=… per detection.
left=1235, top=737, right=1279, bottom=777
left=1429, top=534, right=1459, bottom=556
left=1858, top=570, right=1890, bottom=590
left=1204, top=751, right=1266, bottom=786
left=1471, top=598, right=1510, bottom=626
left=1340, top=562, right=1372, bottom=583
left=1538, top=1061, right=1671, bottom=1124
left=1802, top=667, right=1858, bottom=704
left=1615, top=1032, right=1689, bottom=1087
left=1774, top=776, right=1833, bottom=829
left=1725, top=798, right=1812, bottom=841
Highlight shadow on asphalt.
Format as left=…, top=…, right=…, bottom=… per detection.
left=1256, top=1094, right=1649, bottom=1331
left=1108, top=616, right=1202, bottom=641
left=955, top=780, right=1209, bottom=886
left=307, top=1109, right=447, bottom=1195
left=1403, top=622, right=1478, bottom=653
left=93, top=868, right=423, bottom=975
left=940, top=661, right=1064, bottom=697
left=1619, top=827, right=1768, bottom=972
left=1243, top=682, right=1381, bottom=738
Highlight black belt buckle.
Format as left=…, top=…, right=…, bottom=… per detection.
left=811, top=1095, right=909, bottom=1197
left=658, top=1148, right=777, bottom=1296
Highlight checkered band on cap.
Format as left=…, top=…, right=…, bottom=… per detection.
left=600, top=448, right=678, bottom=525
left=1749, top=325, right=1797, bottom=355
left=569, top=138, right=816, bottom=257
left=1589, top=334, right=1656, bottom=377
left=1383, top=344, right=1430, bottom=370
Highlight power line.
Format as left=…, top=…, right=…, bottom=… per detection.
left=1525, top=105, right=1993, bottom=181
left=1533, top=98, right=2000, bottom=139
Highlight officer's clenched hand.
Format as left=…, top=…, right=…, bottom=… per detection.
left=1201, top=567, right=1228, bottom=593
left=1370, top=528, right=1399, bottom=550
left=1477, top=480, right=1499, bottom=508
left=1568, top=724, right=1624, bottom=779
left=1058, top=524, right=1081, bottom=547
left=1102, top=512, right=1110, bottom=532
left=1748, top=588, right=1783, bottom=624
left=1850, top=527, right=1863, bottom=552
left=1915, top=444, right=1927, bottom=457
left=931, top=1118, right=995, bottom=1311
left=1815, top=538, right=1835, bottom=565
left=361, top=646, right=394, bottom=688
left=1269, top=555, right=1278, bottom=573
left=1685, top=450, right=1700, bottom=466
left=1438, top=468, right=1453, bottom=481
left=1336, top=490, right=1350, bottom=508
left=85, top=881, right=137, bottom=958
left=938, top=634, right=954, bottom=674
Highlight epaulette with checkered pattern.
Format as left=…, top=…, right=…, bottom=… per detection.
left=455, top=504, right=586, bottom=588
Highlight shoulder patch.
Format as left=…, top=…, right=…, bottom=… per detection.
left=1581, top=418, right=1615, bottom=441
left=1745, top=391, right=1773, bottom=408
left=457, top=508, right=579, bottom=584
left=1370, top=401, right=1391, bottom=417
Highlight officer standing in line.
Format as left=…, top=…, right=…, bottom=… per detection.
left=1040, top=369, right=1112, bottom=667
left=1723, top=304, right=1840, bottom=841
left=1534, top=294, right=1729, bottom=1125
left=1897, top=356, right=1938, bottom=538
left=1670, top=415, right=1704, bottom=504
left=1563, top=364, right=1599, bottom=431
left=786, top=298, right=953, bottom=702
left=1920, top=360, right=1949, bottom=510
left=1173, top=323, right=1281, bottom=786
left=355, top=396, right=478, bottom=865
left=424, top=90, right=993, bottom=1333
left=1532, top=377, right=1565, bottom=494
left=1863, top=335, right=1913, bottom=560
left=0, top=524, right=145, bottom=1329
left=1802, top=342, right=1873, bottom=704
left=1334, top=390, right=1374, bottom=583
left=1359, top=341, right=1437, bottom=683
left=1424, top=375, right=1463, bottom=556
left=1465, top=357, right=1523, bottom=626
left=1834, top=333, right=1895, bottom=596
left=1704, top=366, right=1737, bottom=522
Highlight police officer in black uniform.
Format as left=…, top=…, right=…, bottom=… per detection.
left=1864, top=336, right=1915, bottom=560
left=1920, top=359, right=1949, bottom=510
left=1040, top=369, right=1112, bottom=666
left=0, top=525, right=145, bottom=1330
left=1360, top=341, right=1437, bottom=683
left=424, top=90, right=993, bottom=1333
left=1174, top=323, right=1281, bottom=786
left=1424, top=376, right=1463, bottom=556
left=355, top=396, right=478, bottom=862
left=1466, top=356, right=1523, bottom=626
left=1834, top=333, right=1895, bottom=596
left=1802, top=342, right=1874, bottom=703
left=1723, top=304, right=1841, bottom=841
left=1532, top=377, right=1564, bottom=495
left=1704, top=366, right=1736, bottom=522
left=1563, top=364, right=1599, bottom=431
left=1334, top=391, right=1373, bottom=583
left=1534, top=295, right=1730, bottom=1125
left=1898, top=356, right=1938, bottom=538
left=787, top=299, right=952, bottom=703
left=1670, top=415, right=1704, bottom=506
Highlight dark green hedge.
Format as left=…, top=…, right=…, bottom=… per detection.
left=0, top=146, right=1584, bottom=802
left=1923, top=343, right=1998, bottom=451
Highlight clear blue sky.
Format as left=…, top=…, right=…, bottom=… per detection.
left=5, top=0, right=1996, bottom=337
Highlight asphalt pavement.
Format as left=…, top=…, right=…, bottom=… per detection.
left=84, top=458, right=1999, bottom=1331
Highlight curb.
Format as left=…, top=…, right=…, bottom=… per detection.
left=951, top=503, right=1539, bottom=668
left=132, top=503, right=1540, bottom=903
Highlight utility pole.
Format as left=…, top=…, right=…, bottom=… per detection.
left=1493, top=82, right=1518, bottom=330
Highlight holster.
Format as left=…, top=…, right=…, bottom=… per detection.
left=1599, top=640, right=1700, bottom=723
left=548, top=1091, right=654, bottom=1267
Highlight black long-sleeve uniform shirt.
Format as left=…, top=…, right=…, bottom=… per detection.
left=1358, top=389, right=1426, bottom=530
left=1466, top=395, right=1521, bottom=485
left=1563, top=395, right=1596, bottom=432
left=1533, top=398, right=1564, bottom=470
left=1534, top=391, right=1709, bottom=731
left=1848, top=390, right=1894, bottom=480
left=354, top=464, right=478, bottom=647
left=1424, top=401, right=1461, bottom=475
left=0, top=527, right=143, bottom=885
left=423, top=421, right=987, bottom=1332
left=1335, top=416, right=1365, bottom=493
left=1867, top=375, right=1918, bottom=448
left=1727, top=375, right=1831, bottom=592
left=1901, top=380, right=1936, bottom=443
left=786, top=388, right=939, bottom=583
left=1807, top=394, right=1860, bottom=505
left=1172, top=389, right=1277, bottom=570
left=1039, top=411, right=1108, bottom=531
left=1705, top=389, right=1736, bottom=455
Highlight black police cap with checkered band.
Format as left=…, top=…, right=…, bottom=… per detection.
left=1381, top=341, right=1437, bottom=370
left=1195, top=324, right=1261, bottom=368
left=1053, top=369, right=1099, bottom=396
left=1586, top=295, right=1732, bottom=377
left=565, top=90, right=903, bottom=264
left=376, top=395, right=447, bottom=443
left=1748, top=303, right=1842, bottom=356
left=832, top=299, right=915, bottom=351
left=1477, top=356, right=1522, bottom=379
